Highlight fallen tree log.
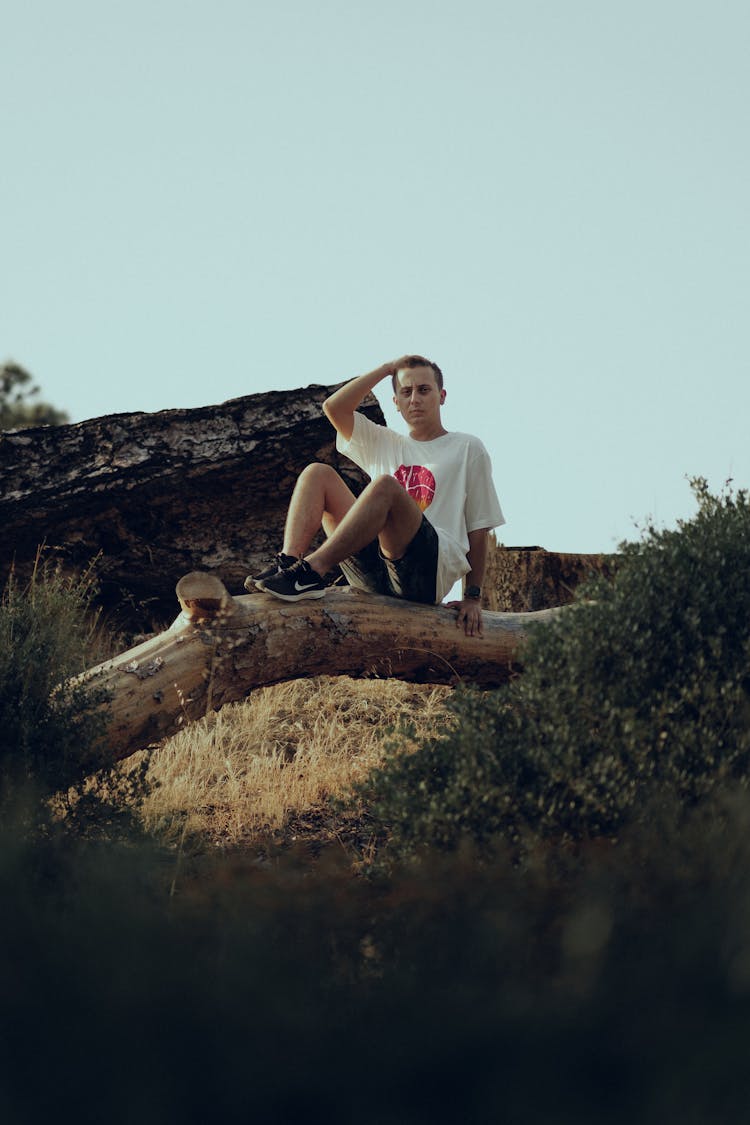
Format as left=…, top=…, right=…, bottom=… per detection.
left=83, top=573, right=563, bottom=762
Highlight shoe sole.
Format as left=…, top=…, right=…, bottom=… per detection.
left=264, top=587, right=326, bottom=602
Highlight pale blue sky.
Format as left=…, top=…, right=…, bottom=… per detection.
left=3, top=0, right=748, bottom=553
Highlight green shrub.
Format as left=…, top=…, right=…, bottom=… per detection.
left=0, top=559, right=113, bottom=822
left=353, top=479, right=750, bottom=862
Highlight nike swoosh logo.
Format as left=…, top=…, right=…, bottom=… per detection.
left=294, top=580, right=320, bottom=592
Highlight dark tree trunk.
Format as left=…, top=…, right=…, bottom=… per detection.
left=0, top=385, right=380, bottom=630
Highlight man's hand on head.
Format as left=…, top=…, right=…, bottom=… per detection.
left=446, top=597, right=484, bottom=637
left=385, top=356, right=420, bottom=381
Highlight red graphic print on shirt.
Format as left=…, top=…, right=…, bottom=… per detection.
left=394, top=465, right=436, bottom=512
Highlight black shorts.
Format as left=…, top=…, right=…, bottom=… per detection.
left=338, top=515, right=439, bottom=605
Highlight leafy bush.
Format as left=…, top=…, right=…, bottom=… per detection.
left=0, top=559, right=115, bottom=823
left=353, top=479, right=750, bottom=861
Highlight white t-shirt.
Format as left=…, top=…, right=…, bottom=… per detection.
left=336, top=412, right=505, bottom=602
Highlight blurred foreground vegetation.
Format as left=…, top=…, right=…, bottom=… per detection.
left=2, top=481, right=750, bottom=1123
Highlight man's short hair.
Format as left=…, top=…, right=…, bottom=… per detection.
left=391, top=356, right=444, bottom=395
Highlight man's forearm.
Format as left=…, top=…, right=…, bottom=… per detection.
left=464, top=529, right=490, bottom=594
left=453, top=528, right=490, bottom=637
left=322, top=362, right=395, bottom=434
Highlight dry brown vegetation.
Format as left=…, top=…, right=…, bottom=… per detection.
left=132, top=675, right=452, bottom=850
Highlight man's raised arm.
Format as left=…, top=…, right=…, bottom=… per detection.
left=323, top=358, right=410, bottom=441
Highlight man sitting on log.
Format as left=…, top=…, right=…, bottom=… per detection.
left=246, top=356, right=505, bottom=637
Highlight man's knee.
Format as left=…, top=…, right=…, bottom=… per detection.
left=367, top=474, right=403, bottom=497
left=298, top=462, right=343, bottom=485
left=367, top=475, right=419, bottom=513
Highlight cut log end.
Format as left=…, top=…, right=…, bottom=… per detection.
left=175, top=572, right=233, bottom=621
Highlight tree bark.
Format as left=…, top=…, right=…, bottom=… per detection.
left=83, top=573, right=562, bottom=762
left=0, top=385, right=379, bottom=630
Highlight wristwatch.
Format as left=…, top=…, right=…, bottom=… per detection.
left=464, top=585, right=481, bottom=600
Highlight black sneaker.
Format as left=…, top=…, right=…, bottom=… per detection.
left=261, top=558, right=327, bottom=601
left=244, top=552, right=299, bottom=593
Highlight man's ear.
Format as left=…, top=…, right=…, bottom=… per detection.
left=440, top=389, right=447, bottom=405
left=393, top=395, right=401, bottom=412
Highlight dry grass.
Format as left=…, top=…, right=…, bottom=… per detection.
left=134, top=676, right=452, bottom=849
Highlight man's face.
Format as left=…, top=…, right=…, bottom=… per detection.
left=393, top=366, right=446, bottom=428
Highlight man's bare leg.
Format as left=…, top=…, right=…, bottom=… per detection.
left=281, top=463, right=358, bottom=558
left=306, top=475, right=423, bottom=576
